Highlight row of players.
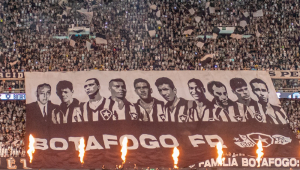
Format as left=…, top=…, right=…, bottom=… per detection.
left=27, top=77, right=288, bottom=125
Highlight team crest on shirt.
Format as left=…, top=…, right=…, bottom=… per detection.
left=159, top=114, right=166, bottom=121
left=254, top=113, right=263, bottom=122
left=130, top=112, right=138, bottom=120
left=179, top=115, right=187, bottom=122
left=100, top=109, right=112, bottom=120
left=233, top=115, right=243, bottom=122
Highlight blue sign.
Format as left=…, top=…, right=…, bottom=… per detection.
left=0, top=93, right=26, bottom=100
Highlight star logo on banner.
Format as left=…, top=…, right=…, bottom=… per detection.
left=100, top=109, right=112, bottom=120
left=254, top=135, right=269, bottom=144
left=234, top=115, right=243, bottom=122
left=179, top=115, right=187, bottom=122
left=130, top=112, right=138, bottom=120
left=247, top=133, right=273, bottom=147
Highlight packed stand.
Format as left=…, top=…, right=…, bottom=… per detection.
left=272, top=79, right=300, bottom=91
left=280, top=99, right=300, bottom=139
left=0, top=80, right=25, bottom=93
left=0, top=0, right=299, bottom=71
left=0, top=101, right=26, bottom=157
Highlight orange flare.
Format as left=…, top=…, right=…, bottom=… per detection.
left=256, top=140, right=264, bottom=167
left=121, top=137, right=128, bottom=163
left=172, top=147, right=179, bottom=168
left=78, top=137, right=85, bottom=164
left=216, top=142, right=225, bottom=166
left=27, top=134, right=35, bottom=163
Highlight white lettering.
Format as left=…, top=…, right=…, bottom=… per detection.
left=139, top=134, right=160, bottom=149
left=231, top=158, right=238, bottom=166
left=120, top=135, right=139, bottom=150
left=5, top=73, right=11, bottom=78
left=35, top=138, right=49, bottom=150
left=274, top=158, right=281, bottom=167
left=211, top=158, right=218, bottom=167
left=268, top=158, right=275, bottom=166
left=223, top=158, right=229, bottom=167
left=20, top=158, right=30, bottom=169
left=204, top=135, right=227, bottom=148
left=188, top=135, right=205, bottom=147
left=159, top=135, right=179, bottom=148
left=282, top=158, right=289, bottom=167
left=198, top=162, right=204, bottom=167
left=68, top=137, right=82, bottom=151
left=18, top=73, right=23, bottom=78
left=261, top=158, right=268, bottom=167
left=50, top=138, right=68, bottom=150
left=204, top=160, right=211, bottom=167
left=103, top=134, right=118, bottom=149
left=86, top=136, right=104, bottom=150
left=290, top=158, right=297, bottom=167
left=6, top=158, right=16, bottom=169
left=242, top=158, right=248, bottom=167
left=249, top=158, right=256, bottom=167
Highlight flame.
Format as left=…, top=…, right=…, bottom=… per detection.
left=121, top=137, right=128, bottom=163
left=216, top=142, right=225, bottom=166
left=78, top=137, right=85, bottom=164
left=27, top=134, right=35, bottom=163
left=172, top=147, right=179, bottom=168
left=256, top=140, right=264, bottom=167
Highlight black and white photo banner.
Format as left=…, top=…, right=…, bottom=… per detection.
left=24, top=71, right=299, bottom=169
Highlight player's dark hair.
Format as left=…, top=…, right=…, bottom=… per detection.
left=188, top=78, right=206, bottom=93
left=86, top=78, right=100, bottom=86
left=155, top=77, right=175, bottom=89
left=134, top=78, right=150, bottom=89
left=109, top=78, right=126, bottom=87
left=207, top=81, right=226, bottom=95
left=230, top=78, right=247, bottom=91
left=56, top=80, right=73, bottom=92
left=36, top=83, right=51, bottom=93
left=249, top=78, right=268, bottom=92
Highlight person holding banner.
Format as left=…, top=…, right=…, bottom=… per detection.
left=155, top=77, right=191, bottom=122
left=204, top=81, right=249, bottom=122
left=52, top=80, right=81, bottom=124
left=133, top=78, right=165, bottom=122
left=79, top=78, right=114, bottom=121
left=187, top=78, right=212, bottom=121
left=229, top=78, right=264, bottom=122
left=249, top=78, right=289, bottom=124
left=108, top=78, right=138, bottom=121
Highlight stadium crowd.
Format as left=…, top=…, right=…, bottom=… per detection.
left=0, top=0, right=299, bottom=72
left=0, top=101, right=26, bottom=157
left=281, top=98, right=300, bottom=139
left=0, top=0, right=300, bottom=156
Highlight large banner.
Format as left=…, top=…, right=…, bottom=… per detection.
left=25, top=71, right=299, bottom=169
